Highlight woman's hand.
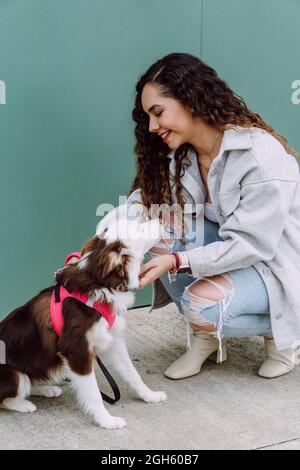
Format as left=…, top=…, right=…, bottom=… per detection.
left=139, top=254, right=175, bottom=288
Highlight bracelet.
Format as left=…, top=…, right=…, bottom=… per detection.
left=168, top=253, right=180, bottom=283
left=171, top=252, right=181, bottom=270
left=168, top=252, right=192, bottom=283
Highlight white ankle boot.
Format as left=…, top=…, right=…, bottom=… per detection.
left=258, top=336, right=296, bottom=379
left=164, top=330, right=227, bottom=380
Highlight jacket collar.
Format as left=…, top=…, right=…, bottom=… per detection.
left=222, top=126, right=252, bottom=151
left=167, top=126, right=253, bottom=205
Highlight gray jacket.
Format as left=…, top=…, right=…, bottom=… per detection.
left=126, top=126, right=300, bottom=350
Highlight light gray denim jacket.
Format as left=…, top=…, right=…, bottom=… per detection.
left=126, top=126, right=300, bottom=351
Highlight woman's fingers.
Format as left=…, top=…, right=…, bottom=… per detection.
left=139, top=255, right=174, bottom=288
left=139, top=270, right=156, bottom=288
left=139, top=262, right=160, bottom=288
left=139, top=259, right=155, bottom=277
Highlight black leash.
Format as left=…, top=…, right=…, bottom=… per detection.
left=53, top=280, right=121, bottom=404
left=96, top=356, right=121, bottom=404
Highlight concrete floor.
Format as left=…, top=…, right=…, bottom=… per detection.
left=1, top=303, right=300, bottom=450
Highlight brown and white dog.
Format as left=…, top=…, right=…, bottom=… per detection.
left=0, top=207, right=167, bottom=428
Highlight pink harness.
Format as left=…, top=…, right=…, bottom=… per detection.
left=50, top=252, right=116, bottom=337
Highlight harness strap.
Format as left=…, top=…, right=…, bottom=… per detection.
left=54, top=283, right=61, bottom=302
left=52, top=281, right=120, bottom=404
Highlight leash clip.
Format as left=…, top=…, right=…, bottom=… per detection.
left=53, top=268, right=64, bottom=281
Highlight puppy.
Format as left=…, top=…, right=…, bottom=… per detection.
left=0, top=210, right=167, bottom=428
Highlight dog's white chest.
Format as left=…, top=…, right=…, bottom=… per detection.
left=87, top=316, right=126, bottom=356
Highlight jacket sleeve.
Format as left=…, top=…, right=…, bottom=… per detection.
left=124, top=188, right=150, bottom=221
left=125, top=188, right=143, bottom=205
left=186, top=178, right=298, bottom=277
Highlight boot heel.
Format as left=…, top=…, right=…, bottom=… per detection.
left=208, top=344, right=227, bottom=363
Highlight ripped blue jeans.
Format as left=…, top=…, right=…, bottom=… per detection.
left=149, top=218, right=272, bottom=357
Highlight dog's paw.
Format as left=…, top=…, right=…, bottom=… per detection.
left=16, top=400, right=37, bottom=413
left=1, top=399, right=37, bottom=413
left=95, top=415, right=127, bottom=429
left=31, top=385, right=62, bottom=398
left=141, top=390, right=167, bottom=403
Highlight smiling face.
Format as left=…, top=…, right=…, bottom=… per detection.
left=141, top=83, right=196, bottom=150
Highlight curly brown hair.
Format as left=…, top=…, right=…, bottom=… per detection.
left=130, top=52, right=299, bottom=226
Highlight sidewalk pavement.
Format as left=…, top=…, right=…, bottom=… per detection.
left=1, top=303, right=300, bottom=450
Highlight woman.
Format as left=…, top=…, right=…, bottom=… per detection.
left=126, top=52, right=300, bottom=380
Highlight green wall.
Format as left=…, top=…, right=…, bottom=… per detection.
left=0, top=0, right=299, bottom=318
left=0, top=0, right=202, bottom=316
left=202, top=0, right=300, bottom=156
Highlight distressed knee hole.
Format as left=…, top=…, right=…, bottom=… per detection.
left=181, top=274, right=234, bottom=331
left=181, top=291, right=218, bottom=331
left=190, top=320, right=218, bottom=333
left=184, top=304, right=218, bottom=332
left=189, top=274, right=233, bottom=301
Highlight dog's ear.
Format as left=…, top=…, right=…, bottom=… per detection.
left=96, top=227, right=108, bottom=240
left=81, top=233, right=107, bottom=257
left=101, top=246, right=129, bottom=279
